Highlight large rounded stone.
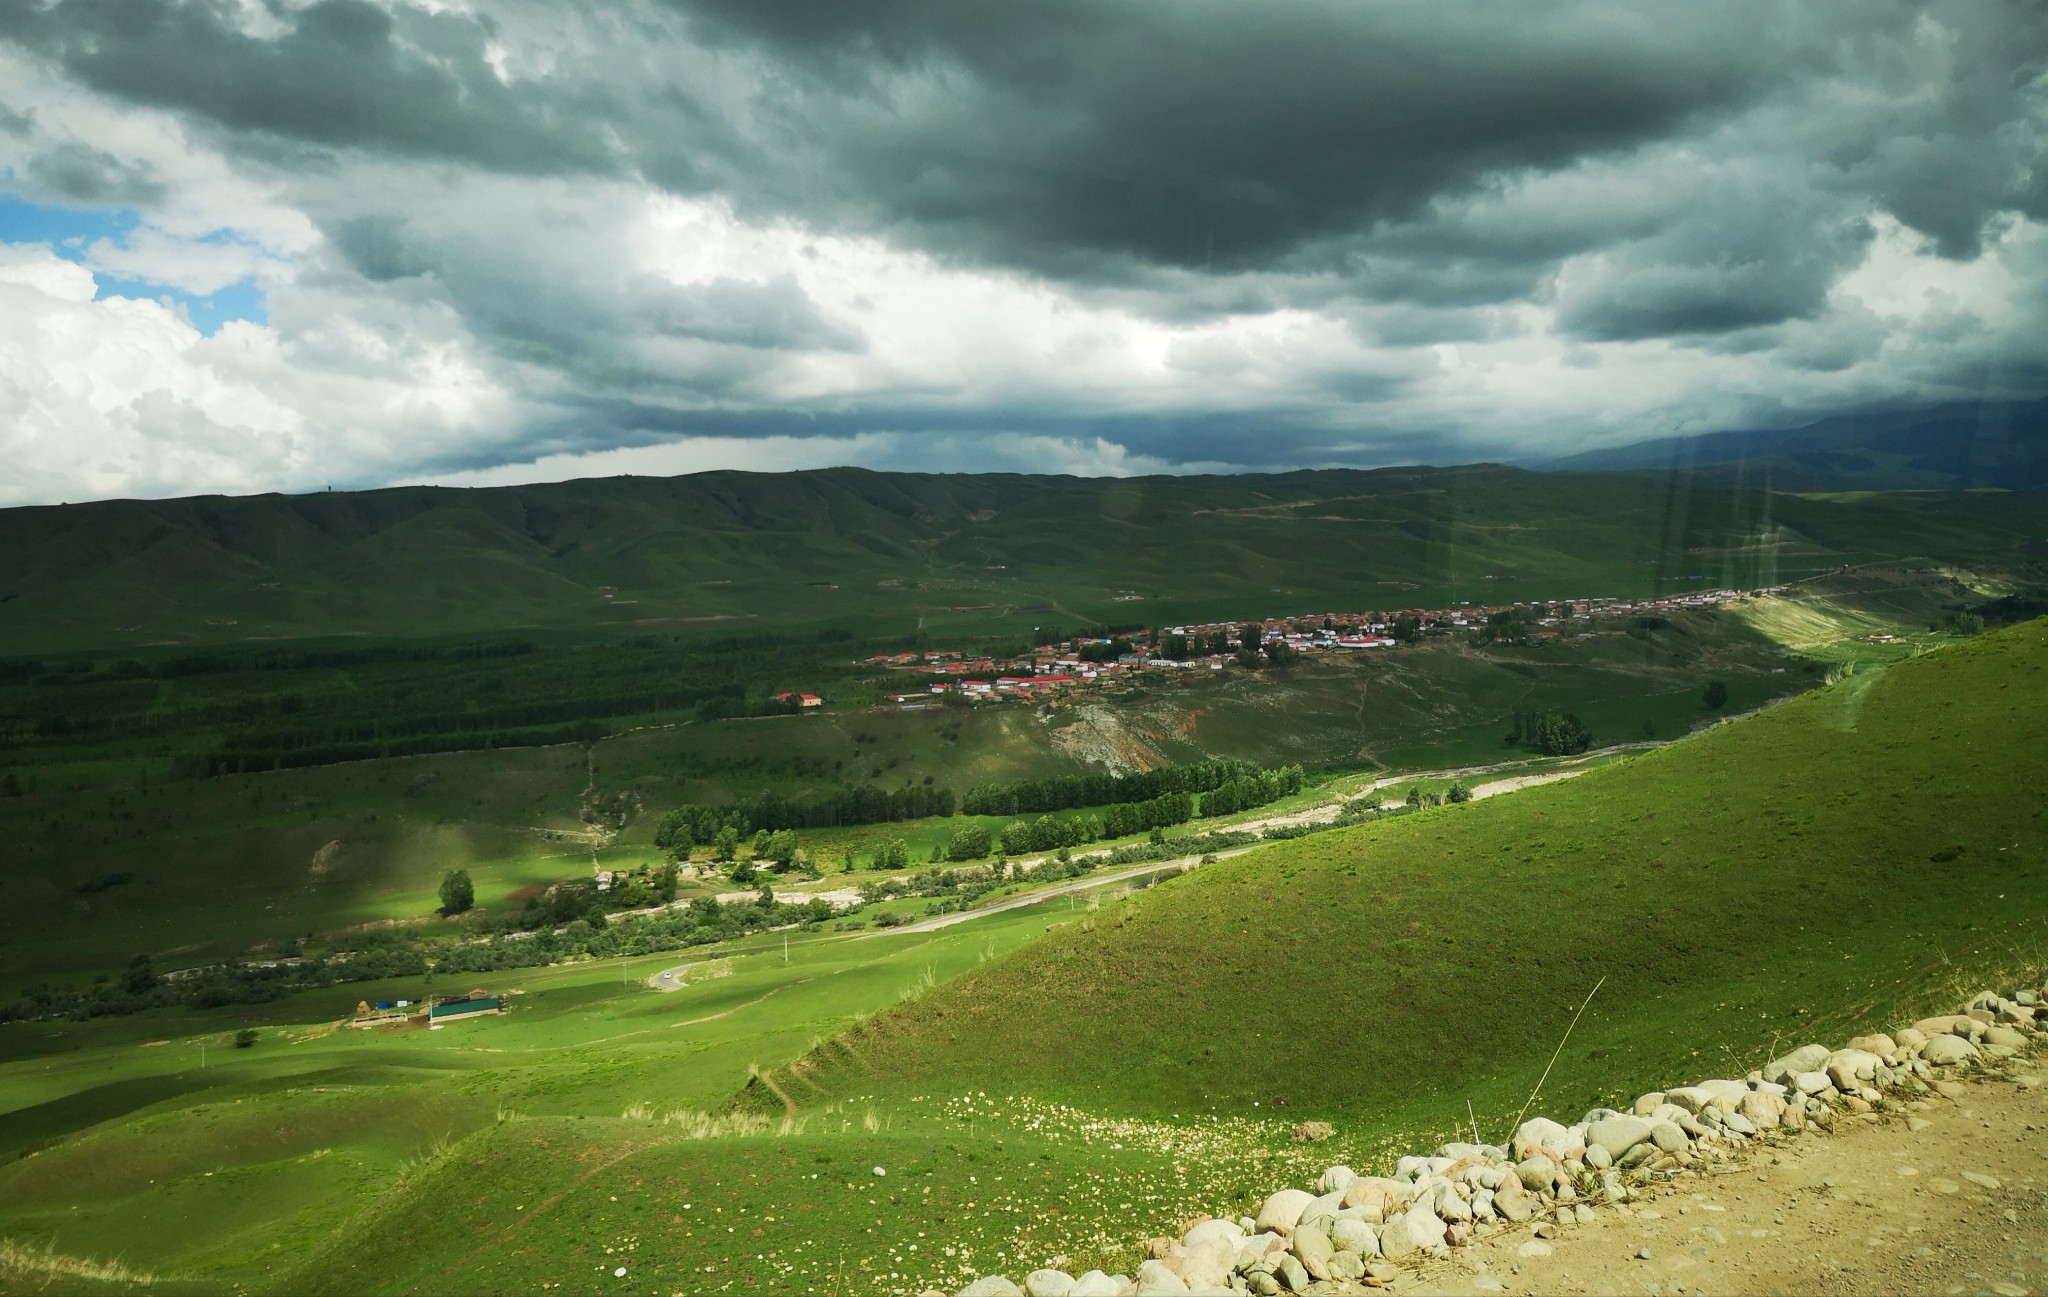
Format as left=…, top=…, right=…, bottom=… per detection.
left=1511, top=1117, right=1584, bottom=1162
left=1177, top=1240, right=1235, bottom=1292
left=1826, top=1049, right=1882, bottom=1091
left=1023, top=1270, right=1076, bottom=1297
left=1254, top=1190, right=1315, bottom=1235
left=960, top=1279, right=1025, bottom=1297
left=1290, top=1222, right=1336, bottom=1281
left=1134, top=1260, right=1190, bottom=1297
left=1921, top=1034, right=1979, bottom=1066
left=1914, top=1015, right=1980, bottom=1040
left=1762, top=1044, right=1830, bottom=1083
left=1740, top=1090, right=1787, bottom=1127
left=1648, top=1120, right=1690, bottom=1153
left=1375, top=1218, right=1421, bottom=1261
left=1068, top=1274, right=1121, bottom=1297
left=1182, top=1219, right=1244, bottom=1251
left=1514, top=1155, right=1558, bottom=1194
left=1585, top=1115, right=1656, bottom=1159
left=1274, top=1256, right=1310, bottom=1293
left=1297, top=1190, right=1344, bottom=1227
left=1317, top=1165, right=1357, bottom=1194
left=1338, top=1177, right=1408, bottom=1220
left=1400, top=1203, right=1447, bottom=1249
left=1329, top=1216, right=1378, bottom=1257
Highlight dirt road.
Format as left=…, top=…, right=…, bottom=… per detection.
left=1409, top=1066, right=2047, bottom=1297
left=858, top=849, right=1259, bottom=937
left=646, top=961, right=695, bottom=991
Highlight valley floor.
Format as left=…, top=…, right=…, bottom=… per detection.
left=1411, top=1066, right=2046, bottom=1297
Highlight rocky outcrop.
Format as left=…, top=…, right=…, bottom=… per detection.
left=951, top=979, right=2043, bottom=1296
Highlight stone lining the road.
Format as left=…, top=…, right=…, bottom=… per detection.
left=942, top=981, right=2044, bottom=1297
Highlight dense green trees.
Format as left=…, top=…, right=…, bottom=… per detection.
left=1506, top=710, right=1593, bottom=755
left=1486, top=608, right=1531, bottom=645
left=1703, top=680, right=1729, bottom=708
left=998, top=814, right=1099, bottom=855
left=960, top=759, right=1265, bottom=817
left=1101, top=791, right=1193, bottom=837
left=123, top=954, right=157, bottom=996
left=1195, top=764, right=1303, bottom=816
left=944, top=823, right=993, bottom=861
left=1530, top=712, right=1592, bottom=755
left=656, top=782, right=957, bottom=850
left=438, top=869, right=475, bottom=916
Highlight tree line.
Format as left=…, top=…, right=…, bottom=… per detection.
left=654, top=781, right=959, bottom=851
left=958, top=758, right=1267, bottom=817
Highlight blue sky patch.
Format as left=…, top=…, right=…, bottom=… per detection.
left=90, top=274, right=271, bottom=333
left=0, top=194, right=269, bottom=333
left=0, top=193, right=139, bottom=252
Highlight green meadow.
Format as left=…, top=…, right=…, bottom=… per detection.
left=0, top=465, right=2040, bottom=1295
left=0, top=593, right=1841, bottom=988
left=0, top=619, right=2039, bottom=1294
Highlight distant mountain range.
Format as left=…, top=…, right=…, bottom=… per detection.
left=1543, top=398, right=2048, bottom=490
left=2, top=463, right=2043, bottom=657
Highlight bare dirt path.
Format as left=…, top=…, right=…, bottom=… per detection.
left=1409, top=1067, right=2047, bottom=1297
left=646, top=961, right=694, bottom=991
left=858, top=849, right=1259, bottom=937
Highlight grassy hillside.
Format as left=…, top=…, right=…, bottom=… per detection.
left=0, top=624, right=2039, bottom=1296
left=0, top=603, right=1807, bottom=987
left=795, top=618, right=2048, bottom=1132
left=4, top=465, right=2043, bottom=654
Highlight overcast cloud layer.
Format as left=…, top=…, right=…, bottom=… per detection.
left=1, top=0, right=2044, bottom=504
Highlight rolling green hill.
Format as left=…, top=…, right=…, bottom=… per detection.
left=4, top=465, right=2044, bottom=655
left=793, top=618, right=2048, bottom=1130
left=0, top=624, right=2038, bottom=1296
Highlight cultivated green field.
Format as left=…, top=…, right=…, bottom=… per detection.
left=0, top=620, right=2040, bottom=1295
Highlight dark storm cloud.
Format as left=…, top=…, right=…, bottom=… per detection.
left=9, top=0, right=2045, bottom=317
left=22, top=140, right=164, bottom=204
left=682, top=0, right=1783, bottom=275
left=2, top=0, right=2045, bottom=495
left=0, top=0, right=618, bottom=172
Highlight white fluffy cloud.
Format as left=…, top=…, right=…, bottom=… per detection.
left=0, top=244, right=516, bottom=505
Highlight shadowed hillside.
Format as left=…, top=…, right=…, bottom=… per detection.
left=1545, top=398, right=2048, bottom=490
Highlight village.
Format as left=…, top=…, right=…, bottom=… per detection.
left=859, top=583, right=1781, bottom=705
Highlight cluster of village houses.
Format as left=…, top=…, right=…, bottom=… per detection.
left=860, top=585, right=1778, bottom=704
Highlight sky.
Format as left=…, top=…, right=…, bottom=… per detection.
left=0, top=0, right=2044, bottom=506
